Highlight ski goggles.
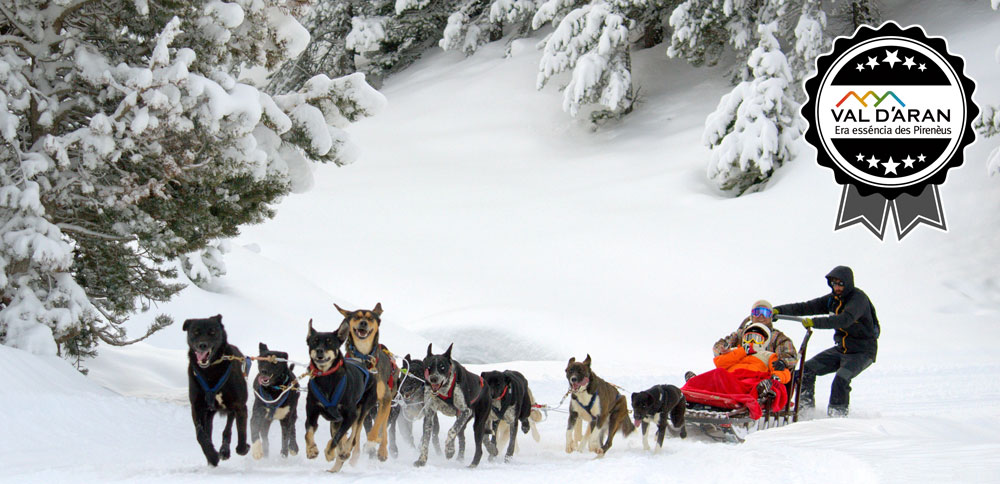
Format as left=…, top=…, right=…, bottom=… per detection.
left=743, top=332, right=766, bottom=346
left=830, top=279, right=846, bottom=288
left=750, top=307, right=773, bottom=318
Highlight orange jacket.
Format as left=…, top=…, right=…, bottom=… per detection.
left=713, top=347, right=791, bottom=384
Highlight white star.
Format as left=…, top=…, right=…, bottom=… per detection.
left=902, top=155, right=916, bottom=169
left=918, top=63, right=927, bottom=72
left=918, top=153, right=927, bottom=162
left=903, top=56, right=916, bottom=69
left=882, top=157, right=900, bottom=175
left=866, top=155, right=880, bottom=169
left=856, top=63, right=865, bottom=72
left=883, top=50, right=901, bottom=68
left=867, top=56, right=880, bottom=69
left=856, top=153, right=865, bottom=162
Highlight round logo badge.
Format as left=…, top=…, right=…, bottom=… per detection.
left=802, top=22, right=977, bottom=239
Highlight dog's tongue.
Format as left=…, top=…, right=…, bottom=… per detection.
left=633, top=418, right=641, bottom=429
left=195, top=350, right=209, bottom=365
left=258, top=374, right=270, bottom=386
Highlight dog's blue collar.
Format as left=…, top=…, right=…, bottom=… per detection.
left=310, top=360, right=370, bottom=409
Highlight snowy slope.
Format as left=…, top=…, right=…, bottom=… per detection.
left=3, top=0, right=1000, bottom=482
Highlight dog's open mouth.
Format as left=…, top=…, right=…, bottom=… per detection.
left=633, top=418, right=642, bottom=428
left=258, top=374, right=272, bottom=386
left=195, top=350, right=211, bottom=368
left=354, top=328, right=370, bottom=339
left=570, top=377, right=589, bottom=392
left=430, top=380, right=444, bottom=392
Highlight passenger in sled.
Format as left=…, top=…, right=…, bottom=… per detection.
left=682, top=300, right=797, bottom=420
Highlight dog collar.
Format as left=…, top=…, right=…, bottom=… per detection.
left=492, top=385, right=508, bottom=401
left=310, top=358, right=343, bottom=378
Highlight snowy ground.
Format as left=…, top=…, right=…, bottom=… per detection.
left=3, top=1, right=1000, bottom=483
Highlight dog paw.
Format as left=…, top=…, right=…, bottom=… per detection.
left=205, top=450, right=220, bottom=467
left=444, top=441, right=455, bottom=459
left=236, top=442, right=249, bottom=456
left=251, top=440, right=264, bottom=460
left=324, top=441, right=337, bottom=462
left=414, top=458, right=427, bottom=467
left=219, top=446, right=231, bottom=460
left=306, top=444, right=319, bottom=459
left=504, top=454, right=513, bottom=463
left=377, top=446, right=388, bottom=462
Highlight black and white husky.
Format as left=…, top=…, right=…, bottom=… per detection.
left=414, top=343, right=495, bottom=467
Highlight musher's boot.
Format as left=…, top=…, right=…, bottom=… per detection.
left=827, top=406, right=849, bottom=418
left=684, top=371, right=696, bottom=382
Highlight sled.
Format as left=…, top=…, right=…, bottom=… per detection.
left=683, top=318, right=813, bottom=443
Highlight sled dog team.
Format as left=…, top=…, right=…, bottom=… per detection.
left=182, top=303, right=686, bottom=471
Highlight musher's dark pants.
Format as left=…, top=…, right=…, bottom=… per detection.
left=800, top=347, right=873, bottom=414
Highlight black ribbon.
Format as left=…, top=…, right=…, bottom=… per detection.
left=836, top=184, right=946, bottom=240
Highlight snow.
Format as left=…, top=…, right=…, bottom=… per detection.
left=3, top=0, right=1000, bottom=482
left=346, top=16, right=388, bottom=54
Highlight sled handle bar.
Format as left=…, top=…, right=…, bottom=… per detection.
left=774, top=314, right=807, bottom=322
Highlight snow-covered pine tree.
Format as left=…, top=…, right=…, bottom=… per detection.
left=789, top=0, right=826, bottom=96
left=667, top=0, right=793, bottom=82
left=703, top=22, right=803, bottom=194
left=0, top=0, right=385, bottom=361
left=268, top=0, right=364, bottom=93
left=535, top=1, right=633, bottom=120
left=439, top=1, right=502, bottom=55
left=977, top=0, right=1000, bottom=177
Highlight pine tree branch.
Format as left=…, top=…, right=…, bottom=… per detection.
left=0, top=4, right=40, bottom=44
left=56, top=223, right=133, bottom=241
left=51, top=0, right=103, bottom=36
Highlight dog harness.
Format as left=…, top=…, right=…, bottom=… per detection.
left=309, top=361, right=371, bottom=409
left=493, top=385, right=508, bottom=401
left=255, top=376, right=295, bottom=418
left=192, top=354, right=251, bottom=396
left=572, top=392, right=599, bottom=419
left=346, top=342, right=398, bottom=390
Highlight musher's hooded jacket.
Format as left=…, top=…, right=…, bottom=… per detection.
left=774, top=266, right=879, bottom=361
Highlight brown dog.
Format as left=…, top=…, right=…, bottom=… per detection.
left=336, top=302, right=399, bottom=462
left=565, top=354, right=634, bottom=456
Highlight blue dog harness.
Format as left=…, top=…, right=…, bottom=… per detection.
left=309, top=361, right=371, bottom=409
left=255, top=377, right=294, bottom=418
left=192, top=356, right=251, bottom=396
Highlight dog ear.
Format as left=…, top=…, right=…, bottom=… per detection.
left=568, top=356, right=576, bottom=365
left=373, top=302, right=383, bottom=317
left=404, top=353, right=412, bottom=363
left=212, top=314, right=222, bottom=324
left=336, top=320, right=350, bottom=342
left=583, top=354, right=592, bottom=367
left=289, top=363, right=295, bottom=372
left=182, top=319, right=191, bottom=331
left=259, top=342, right=268, bottom=354
left=308, top=319, right=316, bottom=338
left=334, top=303, right=350, bottom=317
left=426, top=343, right=433, bottom=358
left=443, top=343, right=453, bottom=360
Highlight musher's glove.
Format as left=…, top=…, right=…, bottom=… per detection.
left=801, top=317, right=814, bottom=328
left=772, top=359, right=787, bottom=371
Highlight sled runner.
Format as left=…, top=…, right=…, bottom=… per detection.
left=683, top=317, right=813, bottom=443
